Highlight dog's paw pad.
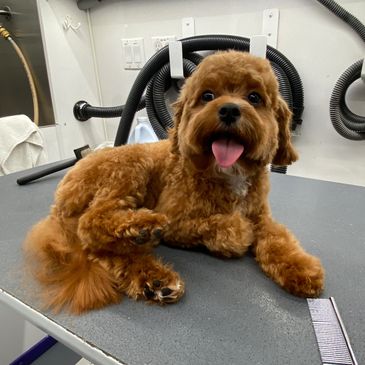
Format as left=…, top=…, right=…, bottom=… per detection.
left=133, top=229, right=150, bottom=245
left=132, top=227, right=165, bottom=245
left=143, top=284, right=156, bottom=299
left=161, top=287, right=173, bottom=296
left=143, top=279, right=184, bottom=304
left=152, top=279, right=161, bottom=288
left=152, top=228, right=163, bottom=239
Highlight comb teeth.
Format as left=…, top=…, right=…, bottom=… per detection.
left=307, top=298, right=358, bottom=365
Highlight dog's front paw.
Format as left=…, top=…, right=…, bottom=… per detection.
left=116, top=210, right=168, bottom=245
left=279, top=254, right=324, bottom=297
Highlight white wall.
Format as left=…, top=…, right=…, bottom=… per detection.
left=37, top=0, right=108, bottom=160
left=89, top=0, right=365, bottom=186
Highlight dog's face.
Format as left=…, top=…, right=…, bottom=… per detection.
left=170, top=51, right=298, bottom=175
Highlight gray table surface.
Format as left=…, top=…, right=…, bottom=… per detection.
left=0, top=166, right=364, bottom=365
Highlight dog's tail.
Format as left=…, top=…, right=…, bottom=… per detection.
left=24, top=216, right=121, bottom=313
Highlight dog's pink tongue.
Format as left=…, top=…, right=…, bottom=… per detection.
left=211, top=138, right=244, bottom=168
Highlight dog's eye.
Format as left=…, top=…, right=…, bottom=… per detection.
left=247, top=92, right=262, bottom=106
left=201, top=91, right=215, bottom=102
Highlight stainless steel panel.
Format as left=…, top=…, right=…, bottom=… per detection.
left=0, top=0, right=55, bottom=126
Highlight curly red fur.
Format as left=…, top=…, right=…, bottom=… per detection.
left=24, top=51, right=324, bottom=313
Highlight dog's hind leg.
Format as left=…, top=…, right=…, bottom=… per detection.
left=106, top=252, right=185, bottom=304
left=25, top=215, right=183, bottom=312
left=24, top=216, right=122, bottom=314
left=253, top=216, right=324, bottom=297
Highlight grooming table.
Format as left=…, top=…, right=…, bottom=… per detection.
left=0, top=166, right=364, bottom=365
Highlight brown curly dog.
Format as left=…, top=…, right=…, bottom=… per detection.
left=24, top=51, right=324, bottom=313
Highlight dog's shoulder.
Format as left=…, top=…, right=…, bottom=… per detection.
left=73, top=140, right=171, bottom=172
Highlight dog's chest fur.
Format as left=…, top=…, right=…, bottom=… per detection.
left=155, top=163, right=251, bottom=220
left=217, top=167, right=250, bottom=198
left=224, top=174, right=249, bottom=198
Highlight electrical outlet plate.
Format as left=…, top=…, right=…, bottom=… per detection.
left=122, top=37, right=145, bottom=70
left=151, top=35, right=176, bottom=53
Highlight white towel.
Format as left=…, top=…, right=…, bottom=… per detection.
left=0, top=115, right=47, bottom=176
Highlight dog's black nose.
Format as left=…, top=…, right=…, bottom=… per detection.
left=218, top=103, right=241, bottom=125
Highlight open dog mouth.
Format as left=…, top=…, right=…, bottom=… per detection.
left=208, top=131, right=245, bottom=168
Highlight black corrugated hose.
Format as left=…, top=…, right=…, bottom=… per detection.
left=145, top=57, right=198, bottom=139
left=316, top=0, right=365, bottom=140
left=73, top=97, right=146, bottom=121
left=74, top=34, right=304, bottom=148
left=115, top=34, right=304, bottom=146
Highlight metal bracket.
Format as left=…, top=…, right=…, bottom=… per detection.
left=250, top=35, right=267, bottom=58
left=262, top=9, right=279, bottom=48
left=182, top=17, right=195, bottom=38
left=169, top=40, right=184, bottom=79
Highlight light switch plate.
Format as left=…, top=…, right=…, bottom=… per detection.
left=122, top=38, right=145, bottom=70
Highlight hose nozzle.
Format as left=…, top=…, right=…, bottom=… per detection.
left=0, top=25, right=10, bottom=39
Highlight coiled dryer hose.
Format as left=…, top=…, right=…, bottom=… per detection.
left=316, top=0, right=365, bottom=140
left=0, top=25, right=39, bottom=125
left=74, top=34, right=304, bottom=145
left=116, top=34, right=304, bottom=145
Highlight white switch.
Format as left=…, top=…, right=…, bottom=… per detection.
left=124, top=44, right=133, bottom=64
left=133, top=43, right=142, bottom=63
left=122, top=38, right=145, bottom=70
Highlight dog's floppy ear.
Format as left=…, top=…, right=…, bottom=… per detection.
left=272, top=97, right=299, bottom=166
left=169, top=96, right=185, bottom=154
